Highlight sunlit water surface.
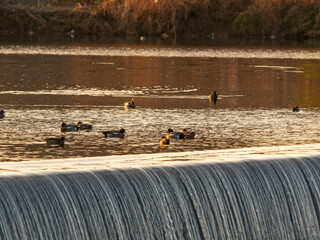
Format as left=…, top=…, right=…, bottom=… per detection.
left=1, top=43, right=320, bottom=162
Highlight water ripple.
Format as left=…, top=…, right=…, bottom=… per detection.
left=0, top=107, right=319, bottom=162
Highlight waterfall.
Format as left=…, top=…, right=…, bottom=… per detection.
left=0, top=156, right=320, bottom=239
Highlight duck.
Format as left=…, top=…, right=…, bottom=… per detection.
left=209, top=90, right=218, bottom=102
left=166, top=128, right=184, bottom=140
left=160, top=136, right=170, bottom=145
left=60, top=122, right=79, bottom=132
left=0, top=110, right=4, bottom=118
left=124, top=98, right=136, bottom=109
left=292, top=106, right=300, bottom=112
left=45, top=136, right=65, bottom=147
left=77, top=121, right=93, bottom=130
left=182, top=128, right=196, bottom=139
left=102, top=128, right=126, bottom=138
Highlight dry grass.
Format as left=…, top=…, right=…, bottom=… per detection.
left=94, top=0, right=249, bottom=36
left=1, top=0, right=320, bottom=38
left=93, top=0, right=320, bottom=38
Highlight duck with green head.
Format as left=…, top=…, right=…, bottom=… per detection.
left=124, top=98, right=136, bottom=109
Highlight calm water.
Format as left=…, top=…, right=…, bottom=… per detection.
left=1, top=39, right=320, bottom=162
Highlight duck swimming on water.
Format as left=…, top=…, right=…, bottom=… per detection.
left=45, top=136, right=65, bottom=147
left=60, top=122, right=79, bottom=132
left=182, top=128, right=196, bottom=139
left=0, top=110, right=4, bottom=118
left=102, top=128, right=126, bottom=138
left=167, top=128, right=184, bottom=140
left=124, top=98, right=136, bottom=109
left=160, top=136, right=170, bottom=145
left=77, top=121, right=93, bottom=130
left=293, top=106, right=300, bottom=112
left=209, top=90, right=218, bottom=102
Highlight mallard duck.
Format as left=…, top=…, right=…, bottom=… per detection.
left=209, top=90, right=218, bottom=102
left=160, top=136, right=170, bottom=145
left=77, top=121, right=93, bottom=130
left=182, top=128, right=196, bottom=139
left=102, top=128, right=126, bottom=138
left=60, top=122, right=79, bottom=132
left=45, top=136, right=65, bottom=147
left=124, top=98, right=136, bottom=109
left=0, top=110, right=4, bottom=118
left=293, top=106, right=300, bottom=112
left=167, top=128, right=184, bottom=140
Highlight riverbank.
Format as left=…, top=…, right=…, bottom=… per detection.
left=0, top=5, right=113, bottom=36
left=1, top=1, right=320, bottom=39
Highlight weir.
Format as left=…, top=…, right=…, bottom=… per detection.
left=0, top=155, right=320, bottom=239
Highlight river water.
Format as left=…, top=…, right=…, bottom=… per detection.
left=1, top=38, right=320, bottom=162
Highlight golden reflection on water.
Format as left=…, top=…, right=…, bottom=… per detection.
left=0, top=107, right=319, bottom=162
left=0, top=47, right=320, bottom=161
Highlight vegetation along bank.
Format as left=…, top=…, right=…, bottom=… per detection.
left=1, top=0, right=320, bottom=39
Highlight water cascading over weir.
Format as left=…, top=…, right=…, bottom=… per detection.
left=0, top=156, right=320, bottom=239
